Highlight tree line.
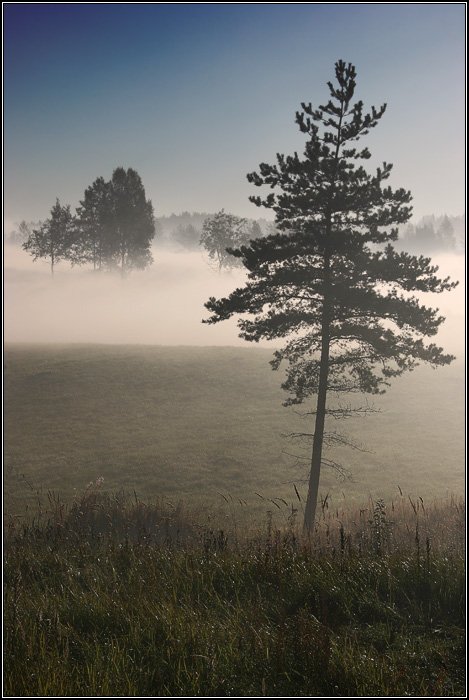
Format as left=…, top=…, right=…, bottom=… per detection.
left=399, top=214, right=462, bottom=253
left=16, top=174, right=270, bottom=275
left=12, top=205, right=463, bottom=276
left=20, top=167, right=155, bottom=277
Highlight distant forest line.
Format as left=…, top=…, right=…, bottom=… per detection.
left=7, top=211, right=466, bottom=256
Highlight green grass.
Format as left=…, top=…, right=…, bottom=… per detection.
left=4, top=343, right=464, bottom=519
left=4, top=340, right=465, bottom=696
left=4, top=492, right=465, bottom=696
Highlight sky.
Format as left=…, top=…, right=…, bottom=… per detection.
left=3, top=3, right=466, bottom=230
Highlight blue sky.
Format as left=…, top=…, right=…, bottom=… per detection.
left=4, top=3, right=465, bottom=227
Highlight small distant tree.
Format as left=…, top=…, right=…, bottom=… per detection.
left=75, top=177, right=114, bottom=270
left=109, top=167, right=155, bottom=276
left=8, top=220, right=37, bottom=246
left=173, top=223, right=201, bottom=250
left=436, top=215, right=456, bottom=251
left=403, top=218, right=438, bottom=254
left=204, top=60, right=458, bottom=532
left=23, top=199, right=74, bottom=276
left=200, top=210, right=251, bottom=271
left=250, top=221, right=263, bottom=239
left=402, top=215, right=456, bottom=254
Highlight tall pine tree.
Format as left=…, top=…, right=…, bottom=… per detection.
left=204, top=60, right=458, bottom=532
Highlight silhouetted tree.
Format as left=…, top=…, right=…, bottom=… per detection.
left=74, top=167, right=155, bottom=274
left=110, top=167, right=155, bottom=276
left=75, top=177, right=114, bottom=269
left=200, top=210, right=251, bottom=271
left=23, top=199, right=74, bottom=276
left=204, top=60, right=458, bottom=532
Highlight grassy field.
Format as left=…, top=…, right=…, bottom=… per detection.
left=4, top=491, right=465, bottom=696
left=4, top=343, right=465, bottom=696
left=4, top=343, right=464, bottom=520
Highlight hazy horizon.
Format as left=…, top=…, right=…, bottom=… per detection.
left=4, top=5, right=465, bottom=372
left=5, top=243, right=465, bottom=357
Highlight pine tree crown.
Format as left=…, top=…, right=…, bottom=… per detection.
left=204, top=60, right=458, bottom=404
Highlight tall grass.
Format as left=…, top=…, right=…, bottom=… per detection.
left=4, top=486, right=465, bottom=697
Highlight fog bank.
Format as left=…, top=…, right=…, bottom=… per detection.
left=4, top=244, right=465, bottom=354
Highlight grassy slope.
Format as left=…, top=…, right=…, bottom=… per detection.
left=4, top=343, right=464, bottom=516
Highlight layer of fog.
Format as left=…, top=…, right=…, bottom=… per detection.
left=4, top=243, right=465, bottom=356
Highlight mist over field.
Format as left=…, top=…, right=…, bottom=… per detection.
left=4, top=5, right=466, bottom=697
left=4, top=243, right=244, bottom=346
left=4, top=242, right=465, bottom=355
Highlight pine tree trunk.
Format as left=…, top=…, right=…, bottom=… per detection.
left=303, top=99, right=343, bottom=533
left=303, top=253, right=331, bottom=534
left=303, top=310, right=330, bottom=533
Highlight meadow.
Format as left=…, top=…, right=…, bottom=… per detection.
left=4, top=343, right=465, bottom=696
left=4, top=342, right=464, bottom=520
